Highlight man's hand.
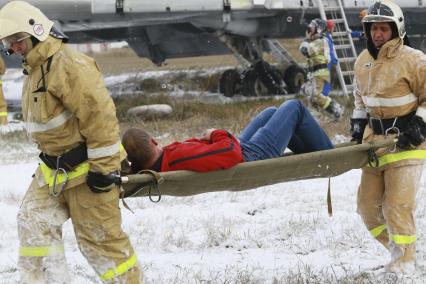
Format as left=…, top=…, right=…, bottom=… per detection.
left=350, top=118, right=368, bottom=144
left=397, top=116, right=426, bottom=149
left=200, top=128, right=216, bottom=141
left=87, top=171, right=121, bottom=193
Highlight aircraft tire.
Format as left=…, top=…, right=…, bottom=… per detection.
left=218, top=69, right=241, bottom=97
left=283, top=64, right=307, bottom=94
left=241, top=69, right=264, bottom=97
left=254, top=61, right=287, bottom=95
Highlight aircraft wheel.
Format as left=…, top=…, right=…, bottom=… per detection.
left=241, top=69, right=265, bottom=97
left=218, top=69, right=241, bottom=97
left=254, top=61, right=287, bottom=95
left=283, top=64, right=307, bottom=94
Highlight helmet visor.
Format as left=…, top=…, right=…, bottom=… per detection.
left=362, top=15, right=394, bottom=23
left=2, top=33, right=30, bottom=50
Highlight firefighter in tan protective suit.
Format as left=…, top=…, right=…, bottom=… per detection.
left=0, top=1, right=143, bottom=283
left=0, top=56, right=7, bottom=125
left=299, top=18, right=343, bottom=120
left=350, top=0, right=426, bottom=274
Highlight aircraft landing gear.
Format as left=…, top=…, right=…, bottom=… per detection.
left=218, top=69, right=241, bottom=97
left=218, top=61, right=288, bottom=97
left=217, top=35, right=306, bottom=97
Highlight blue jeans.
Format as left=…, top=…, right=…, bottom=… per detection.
left=239, top=99, right=333, bottom=161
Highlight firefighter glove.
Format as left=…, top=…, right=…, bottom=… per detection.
left=397, top=115, right=426, bottom=149
left=299, top=41, right=310, bottom=57
left=350, top=118, right=368, bottom=144
left=87, top=171, right=121, bottom=193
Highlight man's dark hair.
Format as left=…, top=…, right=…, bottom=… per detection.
left=122, top=128, right=156, bottom=173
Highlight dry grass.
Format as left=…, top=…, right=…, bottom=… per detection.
left=98, top=38, right=353, bottom=144
left=115, top=93, right=354, bottom=146
left=116, top=95, right=287, bottom=143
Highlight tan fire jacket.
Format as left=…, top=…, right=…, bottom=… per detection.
left=22, top=36, right=121, bottom=181
left=299, top=36, right=330, bottom=77
left=352, top=37, right=426, bottom=168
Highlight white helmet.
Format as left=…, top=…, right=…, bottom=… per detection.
left=362, top=0, right=405, bottom=38
left=0, top=1, right=53, bottom=42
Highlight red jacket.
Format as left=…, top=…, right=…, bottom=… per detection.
left=161, top=130, right=243, bottom=172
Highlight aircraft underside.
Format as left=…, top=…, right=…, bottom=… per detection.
left=3, top=1, right=426, bottom=96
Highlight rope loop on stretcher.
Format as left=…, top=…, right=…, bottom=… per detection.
left=122, top=170, right=164, bottom=203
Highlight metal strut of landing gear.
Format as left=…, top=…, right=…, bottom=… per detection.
left=217, top=35, right=307, bottom=97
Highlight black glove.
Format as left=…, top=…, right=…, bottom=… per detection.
left=397, top=115, right=426, bottom=149
left=87, top=171, right=121, bottom=193
left=350, top=118, right=368, bottom=144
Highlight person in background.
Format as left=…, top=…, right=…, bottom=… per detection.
left=0, top=56, right=7, bottom=125
left=122, top=99, right=333, bottom=173
left=350, top=0, right=426, bottom=274
left=351, top=9, right=368, bottom=39
left=299, top=18, right=343, bottom=120
left=323, top=20, right=339, bottom=97
left=0, top=1, right=143, bottom=282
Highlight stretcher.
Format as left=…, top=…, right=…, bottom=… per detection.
left=120, top=139, right=395, bottom=200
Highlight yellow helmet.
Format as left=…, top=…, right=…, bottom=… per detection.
left=0, top=1, right=53, bottom=41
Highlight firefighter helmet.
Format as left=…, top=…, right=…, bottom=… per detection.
left=308, top=18, right=327, bottom=36
left=362, top=0, right=405, bottom=38
left=0, top=1, right=53, bottom=42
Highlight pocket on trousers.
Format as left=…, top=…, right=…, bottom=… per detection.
left=77, top=184, right=119, bottom=208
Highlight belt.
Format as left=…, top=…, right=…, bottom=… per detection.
left=39, top=143, right=88, bottom=171
left=368, top=111, right=415, bottom=135
left=308, top=64, right=328, bottom=72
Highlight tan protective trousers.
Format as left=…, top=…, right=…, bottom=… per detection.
left=0, top=84, right=7, bottom=125
left=311, top=75, right=332, bottom=109
left=357, top=164, right=423, bottom=267
left=17, top=177, right=144, bottom=283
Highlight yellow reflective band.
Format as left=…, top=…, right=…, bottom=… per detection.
left=369, top=150, right=426, bottom=168
left=40, top=162, right=89, bottom=188
left=390, top=234, right=417, bottom=245
left=322, top=97, right=331, bottom=109
left=0, top=111, right=7, bottom=117
left=20, top=245, right=64, bottom=257
left=100, top=254, right=137, bottom=281
left=370, top=224, right=387, bottom=238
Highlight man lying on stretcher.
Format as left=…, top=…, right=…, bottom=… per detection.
left=122, top=99, right=333, bottom=173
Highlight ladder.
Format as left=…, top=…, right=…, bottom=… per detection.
left=316, top=0, right=357, bottom=96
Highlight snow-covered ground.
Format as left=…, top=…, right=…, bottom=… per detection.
left=1, top=133, right=426, bottom=283
left=2, top=71, right=426, bottom=283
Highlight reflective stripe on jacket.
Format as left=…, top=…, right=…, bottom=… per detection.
left=353, top=37, right=426, bottom=167
left=22, top=36, right=121, bottom=174
left=38, top=145, right=126, bottom=192
left=303, top=37, right=330, bottom=77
